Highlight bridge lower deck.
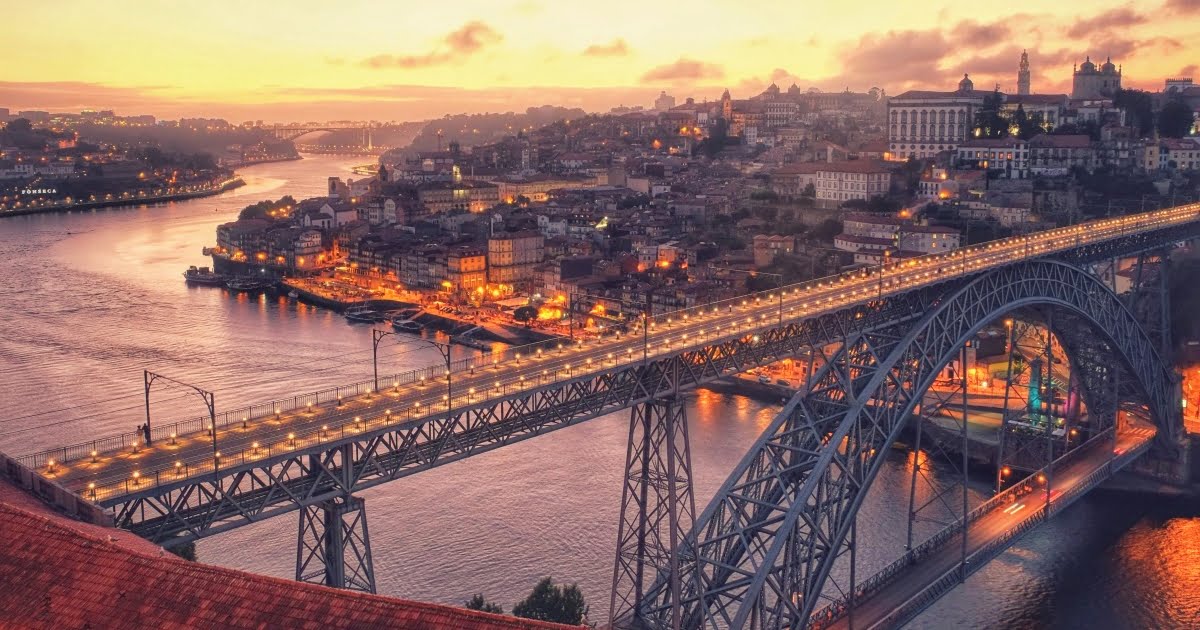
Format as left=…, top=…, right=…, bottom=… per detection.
left=821, top=425, right=1155, bottom=630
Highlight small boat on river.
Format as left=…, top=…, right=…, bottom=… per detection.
left=183, top=266, right=228, bottom=286
left=225, top=277, right=274, bottom=293
left=345, top=306, right=384, bottom=323
left=391, top=318, right=422, bottom=333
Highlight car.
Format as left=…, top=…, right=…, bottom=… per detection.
left=757, top=375, right=771, bottom=385
left=776, top=379, right=793, bottom=387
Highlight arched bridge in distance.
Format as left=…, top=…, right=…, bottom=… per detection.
left=6, top=204, right=1199, bottom=629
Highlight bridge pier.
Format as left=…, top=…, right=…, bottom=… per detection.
left=296, top=494, right=377, bottom=593
left=610, top=395, right=696, bottom=630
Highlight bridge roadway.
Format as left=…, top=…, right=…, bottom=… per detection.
left=819, top=424, right=1157, bottom=630
left=29, top=204, right=1200, bottom=506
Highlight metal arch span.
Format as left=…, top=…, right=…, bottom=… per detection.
left=640, top=259, right=1178, bottom=630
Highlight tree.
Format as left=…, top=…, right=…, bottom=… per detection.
left=465, top=594, right=503, bottom=614
left=810, top=218, right=843, bottom=242
left=4, top=118, right=32, bottom=133
left=801, top=182, right=816, bottom=198
left=1158, top=99, right=1195, bottom=139
left=512, top=577, right=588, bottom=625
left=513, top=305, right=538, bottom=322
left=1114, top=89, right=1155, bottom=137
left=973, top=89, right=1007, bottom=139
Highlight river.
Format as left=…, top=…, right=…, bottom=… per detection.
left=0, top=154, right=1196, bottom=627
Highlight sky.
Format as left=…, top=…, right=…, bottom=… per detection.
left=2, top=0, right=1198, bottom=123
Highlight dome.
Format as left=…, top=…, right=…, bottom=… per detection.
left=1080, top=56, right=1096, bottom=73
left=958, top=73, right=974, bottom=92
left=1101, top=56, right=1116, bottom=73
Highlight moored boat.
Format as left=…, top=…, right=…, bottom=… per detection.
left=345, top=306, right=384, bottom=323
left=225, top=277, right=274, bottom=293
left=183, top=265, right=228, bottom=286
left=391, top=318, right=422, bottom=333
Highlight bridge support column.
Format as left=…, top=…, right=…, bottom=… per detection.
left=610, top=395, right=696, bottom=630
left=296, top=494, right=376, bottom=593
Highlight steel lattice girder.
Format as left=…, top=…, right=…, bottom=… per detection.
left=295, top=493, right=376, bottom=593
left=638, top=260, right=1178, bottom=630
left=106, top=294, right=932, bottom=544
left=99, top=221, right=1197, bottom=544
left=611, top=396, right=697, bottom=629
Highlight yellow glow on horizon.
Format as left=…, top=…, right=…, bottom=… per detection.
left=0, top=0, right=1189, bottom=121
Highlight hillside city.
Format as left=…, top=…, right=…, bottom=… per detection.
left=187, top=53, right=1200, bottom=336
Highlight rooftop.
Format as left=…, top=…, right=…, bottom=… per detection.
left=0, top=477, right=578, bottom=630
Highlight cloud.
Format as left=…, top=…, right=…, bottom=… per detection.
left=1163, top=0, right=1200, bottom=13
left=359, top=21, right=501, bottom=69
left=837, top=29, right=952, bottom=86
left=1180, top=64, right=1199, bottom=77
left=1065, top=7, right=1147, bottom=39
left=582, top=38, right=630, bottom=57
left=640, top=58, right=725, bottom=83
left=948, top=20, right=1012, bottom=45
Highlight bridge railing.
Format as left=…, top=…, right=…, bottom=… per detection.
left=808, top=427, right=1121, bottom=628
left=17, top=204, right=1199, bottom=471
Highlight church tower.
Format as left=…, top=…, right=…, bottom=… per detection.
left=1017, top=50, right=1031, bottom=95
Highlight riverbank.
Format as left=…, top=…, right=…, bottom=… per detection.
left=0, top=176, right=245, bottom=218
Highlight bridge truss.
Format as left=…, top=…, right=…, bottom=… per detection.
left=637, top=259, right=1180, bottom=629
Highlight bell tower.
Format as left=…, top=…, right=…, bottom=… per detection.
left=1018, top=50, right=1031, bottom=95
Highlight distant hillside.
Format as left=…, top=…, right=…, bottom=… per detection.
left=394, top=105, right=587, bottom=156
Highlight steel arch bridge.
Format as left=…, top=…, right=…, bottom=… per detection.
left=638, top=259, right=1179, bottom=630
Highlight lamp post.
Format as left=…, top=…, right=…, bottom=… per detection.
left=144, top=370, right=217, bottom=461
left=372, top=329, right=453, bottom=407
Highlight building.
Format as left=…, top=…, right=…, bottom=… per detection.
left=491, top=174, right=596, bottom=203
left=837, top=213, right=961, bottom=262
left=768, top=163, right=819, bottom=198
left=752, top=234, right=796, bottom=267
left=1072, top=56, right=1121, bottom=100
left=1028, top=134, right=1095, bottom=175
left=1143, top=138, right=1200, bottom=172
left=654, top=91, right=676, bottom=111
left=888, top=75, right=989, bottom=159
left=446, top=245, right=488, bottom=294
left=0, top=478, right=580, bottom=630
left=1017, top=50, right=1031, bottom=95
left=813, top=160, right=894, bottom=204
left=487, top=230, right=545, bottom=290
left=1002, top=94, right=1068, bottom=130
left=416, top=179, right=500, bottom=214
left=955, top=138, right=1028, bottom=178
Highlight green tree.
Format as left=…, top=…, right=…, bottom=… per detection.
left=513, top=305, right=538, bottom=322
left=4, top=118, right=32, bottom=133
left=465, top=594, right=503, bottom=614
left=973, top=89, right=1007, bottom=139
left=810, top=218, right=843, bottom=242
left=801, top=182, right=816, bottom=198
left=512, top=577, right=588, bottom=625
left=1114, top=89, right=1155, bottom=137
left=1158, top=99, right=1195, bottom=138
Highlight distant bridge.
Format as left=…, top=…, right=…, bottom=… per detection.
left=8, top=204, right=1198, bottom=629
left=269, top=125, right=373, bottom=149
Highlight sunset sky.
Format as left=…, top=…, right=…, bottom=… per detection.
left=3, top=0, right=1198, bottom=122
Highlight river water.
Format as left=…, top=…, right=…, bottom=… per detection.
left=1, top=154, right=1197, bottom=627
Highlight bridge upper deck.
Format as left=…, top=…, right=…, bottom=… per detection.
left=24, top=204, right=1200, bottom=505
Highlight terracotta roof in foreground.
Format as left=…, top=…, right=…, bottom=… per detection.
left=0, top=488, right=580, bottom=630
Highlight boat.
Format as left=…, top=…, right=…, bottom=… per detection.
left=345, top=306, right=384, bottom=323
left=391, top=318, right=423, bottom=333
left=225, top=277, right=273, bottom=293
left=287, top=290, right=299, bottom=299
left=183, top=266, right=228, bottom=286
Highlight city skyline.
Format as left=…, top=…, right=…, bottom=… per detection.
left=3, top=0, right=1198, bottom=122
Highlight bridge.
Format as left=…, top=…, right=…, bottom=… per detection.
left=268, top=124, right=375, bottom=151
left=5, top=204, right=1198, bottom=629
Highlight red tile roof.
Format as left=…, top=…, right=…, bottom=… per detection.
left=0, top=486, right=580, bottom=630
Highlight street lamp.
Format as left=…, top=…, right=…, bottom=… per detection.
left=372, top=329, right=453, bottom=409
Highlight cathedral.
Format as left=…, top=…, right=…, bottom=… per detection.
left=1072, top=56, right=1122, bottom=100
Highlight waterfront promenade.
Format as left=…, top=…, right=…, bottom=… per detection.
left=0, top=176, right=244, bottom=218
